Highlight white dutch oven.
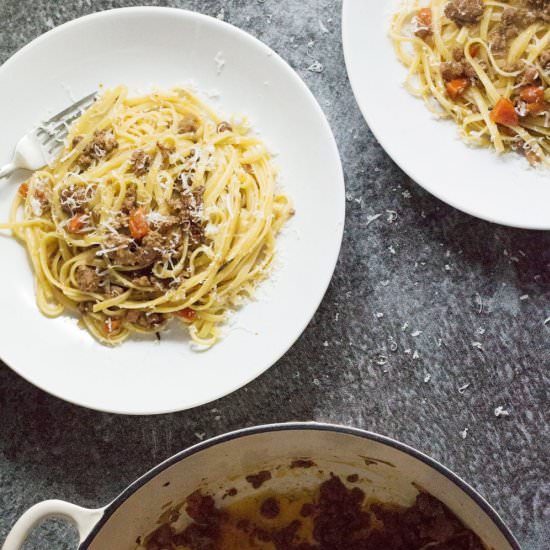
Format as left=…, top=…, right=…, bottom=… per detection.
left=2, top=423, right=520, bottom=549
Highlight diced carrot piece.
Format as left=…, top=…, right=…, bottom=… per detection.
left=526, top=150, right=541, bottom=166
left=490, top=97, right=519, bottom=126
left=18, top=183, right=29, bottom=198
left=469, top=44, right=480, bottom=57
left=446, top=78, right=470, bottom=100
left=104, top=317, right=121, bottom=334
left=499, top=126, right=516, bottom=137
left=176, top=307, right=196, bottom=321
left=129, top=207, right=149, bottom=240
left=417, top=8, right=432, bottom=27
left=525, top=101, right=546, bottom=116
left=520, top=86, right=545, bottom=104
left=67, top=214, right=85, bottom=233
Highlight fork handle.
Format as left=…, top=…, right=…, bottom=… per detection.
left=0, top=162, right=16, bottom=179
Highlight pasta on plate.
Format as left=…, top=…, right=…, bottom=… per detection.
left=391, top=0, right=550, bottom=166
left=1, top=86, right=293, bottom=346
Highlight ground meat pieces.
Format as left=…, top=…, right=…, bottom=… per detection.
left=145, top=524, right=174, bottom=550
left=526, top=0, right=550, bottom=9
left=103, top=234, right=134, bottom=265
left=186, top=492, right=220, bottom=525
left=492, top=8, right=522, bottom=51
left=290, top=459, right=315, bottom=469
left=125, top=310, right=140, bottom=323
left=132, top=274, right=151, bottom=287
left=108, top=285, right=124, bottom=297
left=441, top=60, right=467, bottom=81
left=176, top=169, right=195, bottom=188
left=245, top=470, right=272, bottom=489
left=271, top=520, right=302, bottom=548
left=77, top=128, right=118, bottom=170
left=169, top=187, right=203, bottom=216
left=515, top=6, right=541, bottom=26
left=142, top=230, right=164, bottom=252
left=452, top=47, right=465, bottom=62
left=540, top=49, right=550, bottom=70
left=129, top=149, right=151, bottom=176
left=72, top=135, right=83, bottom=148
left=75, top=265, right=102, bottom=292
left=60, top=185, right=93, bottom=215
left=126, top=310, right=165, bottom=329
left=502, top=61, right=522, bottom=73
left=491, top=5, right=541, bottom=53
left=444, top=0, right=484, bottom=27
left=525, top=149, right=542, bottom=166
left=216, top=121, right=233, bottom=133
left=519, top=66, right=540, bottom=86
left=154, top=214, right=179, bottom=235
left=189, top=222, right=205, bottom=248
left=172, top=491, right=222, bottom=550
left=157, top=142, right=175, bottom=166
left=102, top=233, right=161, bottom=267
left=142, top=312, right=165, bottom=329
left=490, top=31, right=508, bottom=53
left=260, top=498, right=280, bottom=519
left=312, top=475, right=369, bottom=547
left=463, top=63, right=477, bottom=79
left=122, top=187, right=137, bottom=213
left=77, top=301, right=94, bottom=313
left=146, top=476, right=486, bottom=550
left=168, top=186, right=206, bottom=247
left=29, top=186, right=51, bottom=217
left=300, top=502, right=316, bottom=518
left=414, top=26, right=431, bottom=39
left=441, top=53, right=480, bottom=81
left=178, top=114, right=199, bottom=134
left=502, top=7, right=521, bottom=26
left=414, top=492, right=461, bottom=542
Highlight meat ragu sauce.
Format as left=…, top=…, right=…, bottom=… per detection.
left=142, top=475, right=486, bottom=550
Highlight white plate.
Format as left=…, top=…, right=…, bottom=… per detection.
left=0, top=7, right=345, bottom=414
left=343, top=0, right=550, bottom=229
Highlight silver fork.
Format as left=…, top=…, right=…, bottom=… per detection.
left=0, top=92, right=97, bottom=179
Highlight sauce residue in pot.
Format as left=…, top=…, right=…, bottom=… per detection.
left=141, top=474, right=486, bottom=549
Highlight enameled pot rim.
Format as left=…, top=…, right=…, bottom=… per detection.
left=81, top=422, right=521, bottom=549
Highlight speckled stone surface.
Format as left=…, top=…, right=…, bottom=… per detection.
left=0, top=1, right=548, bottom=548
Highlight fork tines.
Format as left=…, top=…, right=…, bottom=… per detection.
left=35, top=92, right=97, bottom=154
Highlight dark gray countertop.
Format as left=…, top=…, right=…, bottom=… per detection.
left=0, top=1, right=549, bottom=548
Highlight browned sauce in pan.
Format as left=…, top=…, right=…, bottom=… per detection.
left=144, top=475, right=486, bottom=549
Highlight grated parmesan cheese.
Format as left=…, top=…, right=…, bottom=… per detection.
left=29, top=196, right=43, bottom=217
left=146, top=211, right=171, bottom=225
left=494, top=406, right=510, bottom=418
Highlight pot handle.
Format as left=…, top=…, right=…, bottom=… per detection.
left=2, top=500, right=103, bottom=549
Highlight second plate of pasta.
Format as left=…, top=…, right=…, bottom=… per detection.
left=0, top=8, right=345, bottom=413
left=343, top=0, right=550, bottom=229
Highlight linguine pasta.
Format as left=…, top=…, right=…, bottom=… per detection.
left=391, top=0, right=550, bottom=166
left=1, top=86, right=293, bottom=346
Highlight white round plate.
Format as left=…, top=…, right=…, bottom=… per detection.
left=343, top=0, right=550, bottom=229
left=0, top=8, right=345, bottom=414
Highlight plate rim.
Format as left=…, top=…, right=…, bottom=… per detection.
left=342, top=0, right=550, bottom=231
left=0, top=6, right=346, bottom=414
